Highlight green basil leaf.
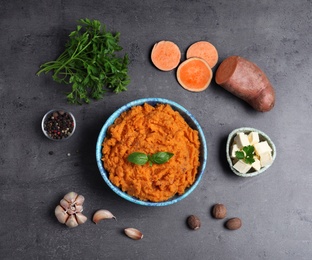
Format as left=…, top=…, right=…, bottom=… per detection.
left=127, top=152, right=148, bottom=165
left=150, top=152, right=174, bottom=164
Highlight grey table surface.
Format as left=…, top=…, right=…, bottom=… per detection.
left=1, top=0, right=312, bottom=259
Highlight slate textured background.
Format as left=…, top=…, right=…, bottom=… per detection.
left=1, top=0, right=312, bottom=259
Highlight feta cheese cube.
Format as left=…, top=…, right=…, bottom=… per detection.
left=254, top=141, right=272, bottom=156
left=260, top=151, right=273, bottom=167
left=251, top=158, right=261, bottom=171
left=233, top=160, right=252, bottom=174
left=234, top=133, right=250, bottom=149
left=230, top=144, right=240, bottom=158
left=248, top=132, right=260, bottom=145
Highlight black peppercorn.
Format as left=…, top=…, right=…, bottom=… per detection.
left=43, top=110, right=75, bottom=140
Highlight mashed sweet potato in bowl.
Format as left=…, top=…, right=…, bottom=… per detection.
left=96, top=98, right=207, bottom=206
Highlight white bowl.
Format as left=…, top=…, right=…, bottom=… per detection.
left=226, top=127, right=276, bottom=177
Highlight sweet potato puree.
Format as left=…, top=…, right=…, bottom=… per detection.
left=102, top=103, right=200, bottom=202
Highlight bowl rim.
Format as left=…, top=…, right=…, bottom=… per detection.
left=226, top=127, right=276, bottom=177
left=41, top=109, right=76, bottom=141
left=96, top=97, right=207, bottom=206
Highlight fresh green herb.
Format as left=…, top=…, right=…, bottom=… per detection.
left=127, top=152, right=148, bottom=165
left=127, top=152, right=174, bottom=166
left=37, top=18, right=130, bottom=104
left=150, top=152, right=174, bottom=164
left=235, top=145, right=255, bottom=164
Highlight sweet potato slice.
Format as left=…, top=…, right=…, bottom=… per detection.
left=186, top=41, right=218, bottom=69
left=215, top=56, right=275, bottom=112
left=176, top=57, right=212, bottom=92
left=151, top=41, right=181, bottom=71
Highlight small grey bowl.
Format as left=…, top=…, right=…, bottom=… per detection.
left=226, top=127, right=276, bottom=177
left=41, top=109, right=76, bottom=141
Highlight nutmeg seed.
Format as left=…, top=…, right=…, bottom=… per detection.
left=225, top=217, right=242, bottom=230
left=212, top=203, right=227, bottom=219
left=187, top=215, right=201, bottom=230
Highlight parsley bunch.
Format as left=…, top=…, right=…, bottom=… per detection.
left=37, top=19, right=130, bottom=104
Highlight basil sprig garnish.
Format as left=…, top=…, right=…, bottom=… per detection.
left=150, top=152, right=174, bottom=164
left=127, top=152, right=149, bottom=165
left=127, top=152, right=174, bottom=166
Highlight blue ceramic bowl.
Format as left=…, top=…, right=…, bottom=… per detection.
left=96, top=98, right=207, bottom=206
left=226, top=127, right=276, bottom=177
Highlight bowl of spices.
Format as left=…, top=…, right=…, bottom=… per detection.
left=42, top=109, right=76, bottom=141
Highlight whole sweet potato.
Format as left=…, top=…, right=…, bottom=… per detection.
left=215, top=56, right=275, bottom=112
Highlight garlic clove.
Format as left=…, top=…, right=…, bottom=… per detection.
left=66, top=215, right=79, bottom=228
left=75, top=205, right=83, bottom=213
left=75, top=212, right=88, bottom=225
left=124, top=228, right=143, bottom=240
left=63, top=191, right=78, bottom=203
left=60, top=199, right=70, bottom=210
left=55, top=205, right=69, bottom=224
left=75, top=195, right=85, bottom=205
left=92, top=209, right=116, bottom=224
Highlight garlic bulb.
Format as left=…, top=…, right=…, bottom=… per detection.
left=55, top=191, right=87, bottom=228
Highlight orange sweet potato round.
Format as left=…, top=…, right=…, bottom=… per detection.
left=176, top=57, right=212, bottom=92
left=151, top=41, right=181, bottom=71
left=215, top=56, right=275, bottom=112
left=186, top=41, right=219, bottom=69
